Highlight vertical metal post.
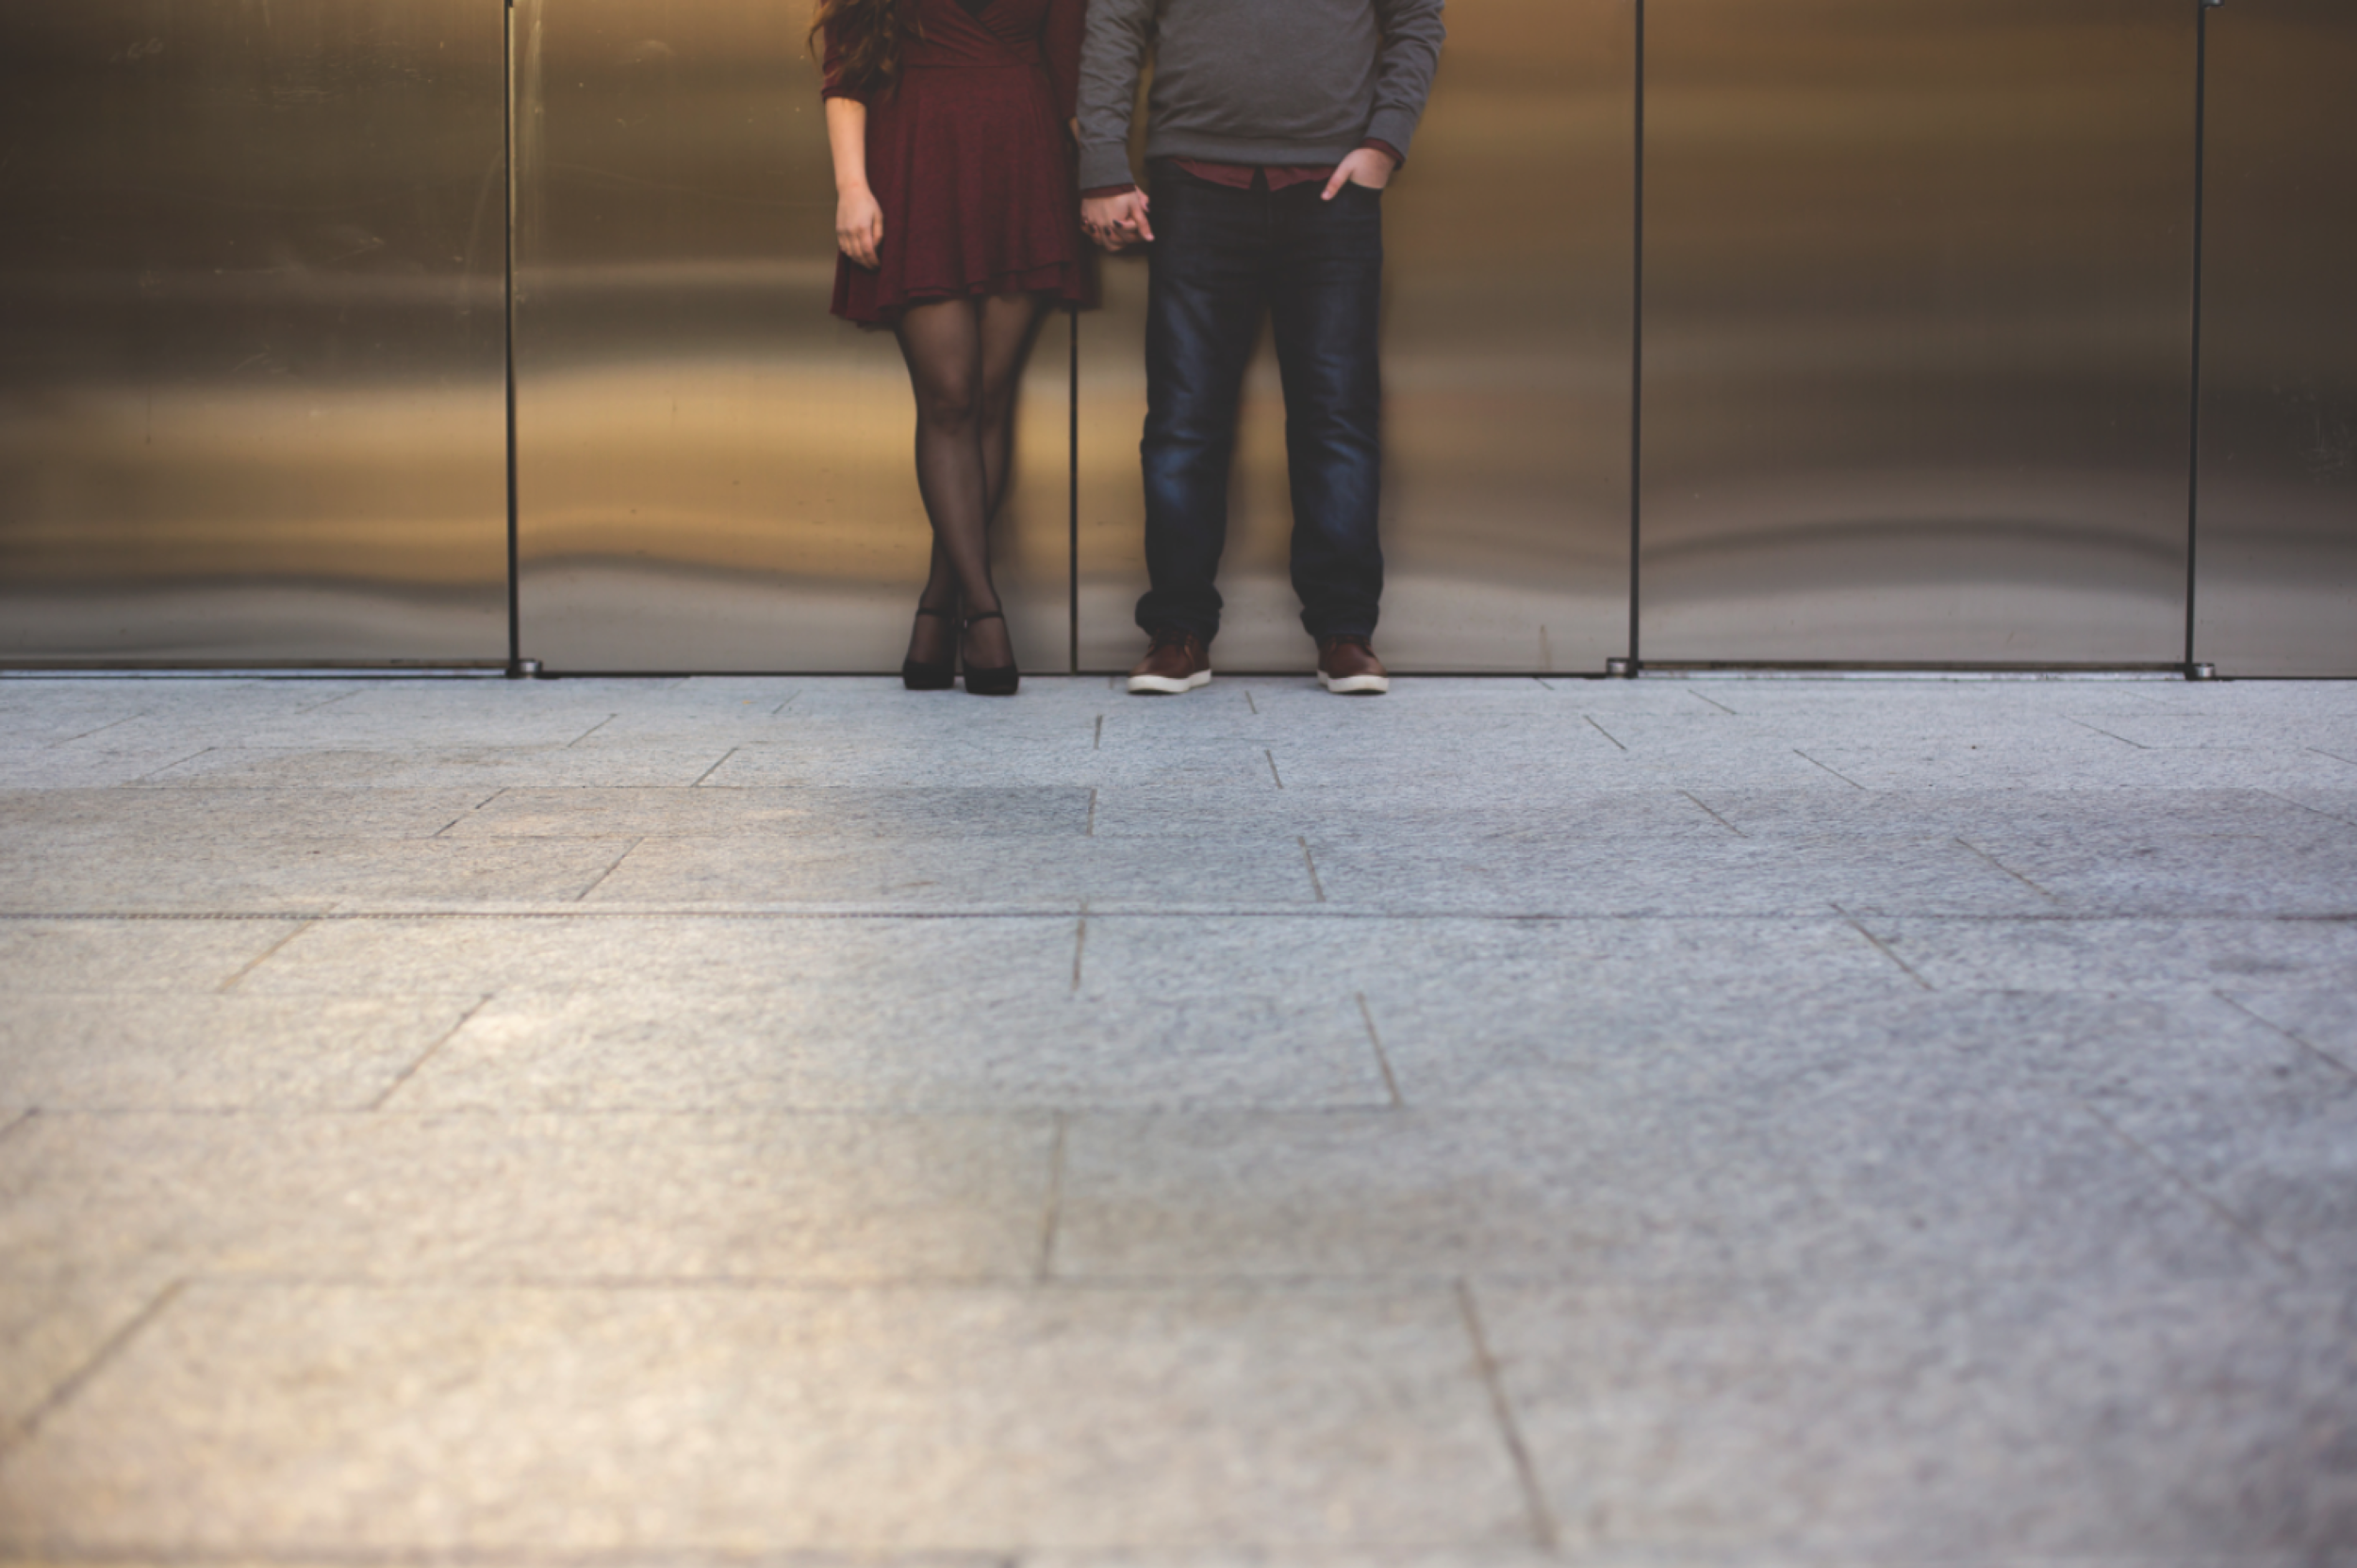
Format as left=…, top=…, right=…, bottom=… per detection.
left=503, top=0, right=523, bottom=677
left=1068, top=304, right=1080, bottom=675
left=2184, top=0, right=2217, bottom=677
left=1625, top=0, right=1645, bottom=677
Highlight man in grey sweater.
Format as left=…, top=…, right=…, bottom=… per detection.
left=1078, top=0, right=1446, bottom=697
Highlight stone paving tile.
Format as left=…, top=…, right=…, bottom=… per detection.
left=0, top=918, right=307, bottom=992
left=1083, top=783, right=1320, bottom=839
left=0, top=686, right=163, bottom=747
left=0, top=837, right=636, bottom=913
left=579, top=834, right=1319, bottom=911
left=787, top=675, right=1119, bottom=718
left=2270, top=784, right=2357, bottom=820
left=0, top=787, right=496, bottom=844
left=1364, top=978, right=1937, bottom=1106
left=1702, top=789, right=2357, bottom=916
left=1479, top=1275, right=2357, bottom=1559
left=398, top=985, right=1390, bottom=1112
left=1959, top=800, right=2357, bottom=917
left=1023, top=1554, right=1563, bottom=1568
left=131, top=745, right=736, bottom=790
left=710, top=734, right=1279, bottom=792
left=2223, top=988, right=2357, bottom=1073
left=1303, top=828, right=2049, bottom=917
left=1797, top=736, right=2357, bottom=794
left=1274, top=718, right=1848, bottom=796
left=236, top=914, right=1077, bottom=997
left=1722, top=1042, right=2274, bottom=1285
left=0, top=1111, right=1054, bottom=1285
left=1076, top=916, right=1911, bottom=999
left=1376, top=982, right=2344, bottom=1276
left=0, top=1282, right=1530, bottom=1556
left=1053, top=1108, right=1828, bottom=1286
left=1056, top=1046, right=2260, bottom=1290
left=1850, top=916, right=2357, bottom=995
left=0, top=994, right=476, bottom=1110
left=87, top=704, right=631, bottom=753
left=1981, top=993, right=2357, bottom=1275
left=2056, top=714, right=2357, bottom=752
left=442, top=785, right=1090, bottom=840
left=3, top=675, right=2355, bottom=1560
left=0, top=1261, right=181, bottom=1436
left=0, top=739, right=226, bottom=790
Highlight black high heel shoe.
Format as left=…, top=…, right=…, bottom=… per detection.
left=961, top=609, right=1019, bottom=697
left=902, top=604, right=958, bottom=691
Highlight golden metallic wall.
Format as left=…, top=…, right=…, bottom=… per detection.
left=2194, top=0, right=2357, bottom=677
left=1639, top=0, right=2200, bottom=668
left=5, top=2, right=2351, bottom=676
left=0, top=1, right=510, bottom=666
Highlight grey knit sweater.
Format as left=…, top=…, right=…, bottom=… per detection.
left=1076, top=0, right=1447, bottom=192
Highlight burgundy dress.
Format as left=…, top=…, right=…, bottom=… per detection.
left=823, top=0, right=1090, bottom=325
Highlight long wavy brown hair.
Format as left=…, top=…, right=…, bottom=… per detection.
left=809, top=0, right=915, bottom=97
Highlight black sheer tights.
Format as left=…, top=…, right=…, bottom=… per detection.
left=896, top=292, right=1049, bottom=672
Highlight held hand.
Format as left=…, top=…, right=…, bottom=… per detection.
left=836, top=186, right=884, bottom=271
left=1321, top=147, right=1396, bottom=202
left=1081, top=190, right=1154, bottom=252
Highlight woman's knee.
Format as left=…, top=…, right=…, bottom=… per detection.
left=913, top=371, right=984, bottom=431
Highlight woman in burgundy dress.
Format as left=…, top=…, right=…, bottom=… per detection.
left=816, top=0, right=1089, bottom=696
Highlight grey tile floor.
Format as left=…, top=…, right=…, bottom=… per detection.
left=1, top=670, right=2355, bottom=1564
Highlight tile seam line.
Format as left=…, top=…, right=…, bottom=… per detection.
left=65, top=1260, right=2205, bottom=1293
left=2073, top=1098, right=2303, bottom=1275
left=7, top=1278, right=188, bottom=1449
left=0, top=1538, right=1516, bottom=1568
left=0, top=1541, right=1020, bottom=1568
left=0, top=1106, right=1096, bottom=1123
left=1034, top=1112, right=1068, bottom=1282
left=4, top=909, right=2355, bottom=924
left=2263, top=786, right=2357, bottom=828
left=1455, top=1279, right=1561, bottom=1549
left=135, top=1272, right=1508, bottom=1296
left=367, top=993, right=497, bottom=1111
left=2212, top=989, right=2357, bottom=1079
left=1357, top=990, right=1405, bottom=1108
left=1835, top=906, right=1935, bottom=991
left=214, top=916, right=319, bottom=992
left=1952, top=836, right=2061, bottom=903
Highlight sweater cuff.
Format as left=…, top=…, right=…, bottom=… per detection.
left=1077, top=143, right=1137, bottom=193
left=1362, top=109, right=1421, bottom=165
left=1360, top=139, right=1404, bottom=171
left=1081, top=183, right=1139, bottom=199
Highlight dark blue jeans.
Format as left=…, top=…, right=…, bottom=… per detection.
left=1136, top=163, right=1385, bottom=644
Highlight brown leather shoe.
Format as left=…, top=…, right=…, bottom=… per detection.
left=1316, top=635, right=1391, bottom=695
left=1128, top=628, right=1213, bottom=695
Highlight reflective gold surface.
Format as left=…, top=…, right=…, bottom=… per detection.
left=1076, top=0, right=1636, bottom=674
left=2194, top=0, right=2357, bottom=678
left=13, top=1, right=2351, bottom=677
left=510, top=0, right=1069, bottom=674
left=0, top=1, right=508, bottom=666
left=1640, top=0, right=2198, bottom=668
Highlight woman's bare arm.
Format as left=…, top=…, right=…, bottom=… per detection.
left=827, top=96, right=882, bottom=270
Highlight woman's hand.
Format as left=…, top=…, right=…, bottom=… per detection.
left=824, top=97, right=881, bottom=269
left=837, top=185, right=883, bottom=271
left=1082, top=190, right=1153, bottom=252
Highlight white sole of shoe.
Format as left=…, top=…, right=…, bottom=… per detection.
left=1319, top=670, right=1390, bottom=695
left=1128, top=669, right=1213, bottom=695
